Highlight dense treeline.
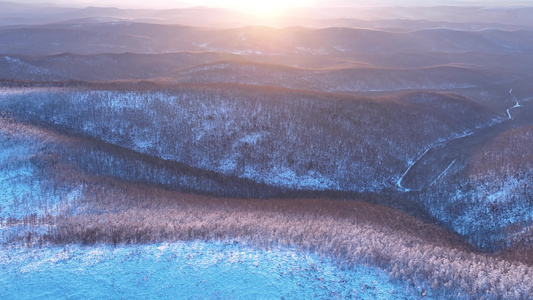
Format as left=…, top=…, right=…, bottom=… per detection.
left=0, top=116, right=282, bottom=199
left=9, top=168, right=533, bottom=300
left=0, top=84, right=498, bottom=193
left=2, top=84, right=531, bottom=253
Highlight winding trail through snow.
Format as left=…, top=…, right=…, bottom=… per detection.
left=396, top=130, right=474, bottom=192
left=396, top=88, right=524, bottom=192
left=396, top=148, right=430, bottom=192
left=506, top=88, right=521, bottom=119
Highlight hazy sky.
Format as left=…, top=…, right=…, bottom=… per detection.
left=13, top=0, right=532, bottom=18
left=19, top=0, right=532, bottom=10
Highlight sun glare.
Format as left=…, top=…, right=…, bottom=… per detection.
left=206, top=0, right=315, bottom=17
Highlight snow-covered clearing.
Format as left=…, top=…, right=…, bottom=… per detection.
left=0, top=241, right=421, bottom=299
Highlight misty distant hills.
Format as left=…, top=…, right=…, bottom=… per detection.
left=1, top=21, right=532, bottom=95
left=0, top=54, right=503, bottom=92
left=279, top=17, right=533, bottom=32
left=2, top=2, right=533, bottom=29
left=0, top=52, right=228, bottom=81
left=1, top=22, right=532, bottom=57
left=173, top=61, right=501, bottom=92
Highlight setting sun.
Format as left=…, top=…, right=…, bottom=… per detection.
left=200, top=0, right=316, bottom=16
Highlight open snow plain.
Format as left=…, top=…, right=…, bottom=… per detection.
left=1, top=242, right=420, bottom=299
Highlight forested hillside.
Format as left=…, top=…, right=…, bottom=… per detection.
left=0, top=84, right=498, bottom=193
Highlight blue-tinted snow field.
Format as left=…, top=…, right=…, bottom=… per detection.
left=0, top=241, right=421, bottom=300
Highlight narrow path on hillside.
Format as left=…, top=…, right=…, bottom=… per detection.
left=429, top=159, right=456, bottom=187
left=395, top=130, right=475, bottom=192
left=507, top=88, right=521, bottom=119
left=396, top=148, right=430, bottom=192
left=396, top=88, right=525, bottom=192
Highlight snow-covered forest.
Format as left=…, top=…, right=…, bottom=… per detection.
left=1, top=2, right=533, bottom=299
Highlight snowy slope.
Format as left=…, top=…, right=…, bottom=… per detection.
left=0, top=241, right=422, bottom=300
